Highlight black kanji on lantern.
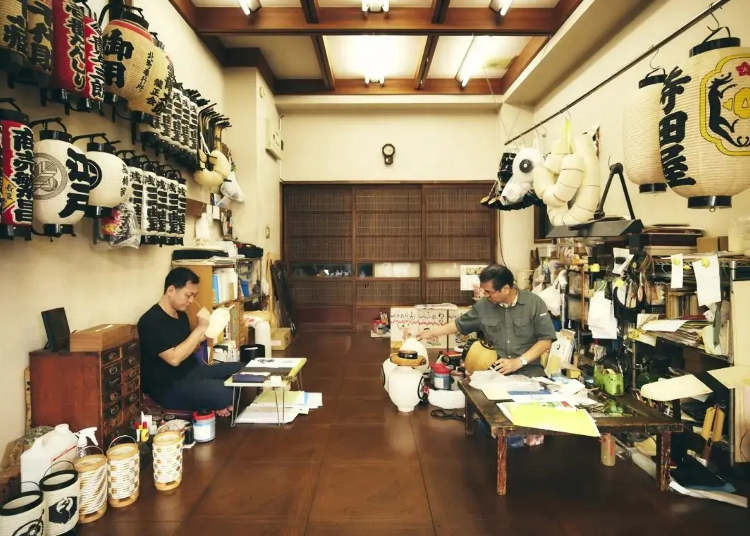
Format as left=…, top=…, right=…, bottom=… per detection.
left=27, top=1, right=53, bottom=71
left=9, top=126, right=35, bottom=224
left=104, top=61, right=126, bottom=89
left=58, top=148, right=90, bottom=219
left=3, top=13, right=28, bottom=52
left=103, top=29, right=134, bottom=62
left=659, top=67, right=696, bottom=189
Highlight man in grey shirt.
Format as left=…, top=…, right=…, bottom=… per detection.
left=418, top=264, right=557, bottom=376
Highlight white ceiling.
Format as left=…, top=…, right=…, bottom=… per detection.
left=323, top=35, right=427, bottom=79
left=220, top=36, right=323, bottom=78
left=192, top=0, right=561, bottom=8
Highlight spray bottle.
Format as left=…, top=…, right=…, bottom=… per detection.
left=76, top=427, right=99, bottom=457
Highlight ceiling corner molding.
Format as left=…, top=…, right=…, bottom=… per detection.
left=167, top=0, right=199, bottom=32
left=500, top=35, right=550, bottom=94
left=554, top=0, right=587, bottom=27
left=224, top=48, right=279, bottom=93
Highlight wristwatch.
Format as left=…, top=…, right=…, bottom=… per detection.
left=519, top=356, right=528, bottom=366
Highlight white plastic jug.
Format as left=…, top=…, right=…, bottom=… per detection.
left=20, top=424, right=78, bottom=492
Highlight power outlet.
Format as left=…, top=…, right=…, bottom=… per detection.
left=265, top=226, right=271, bottom=239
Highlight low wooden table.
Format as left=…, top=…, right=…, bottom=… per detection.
left=458, top=380, right=683, bottom=496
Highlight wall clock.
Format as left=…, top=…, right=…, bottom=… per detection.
left=382, top=143, right=395, bottom=165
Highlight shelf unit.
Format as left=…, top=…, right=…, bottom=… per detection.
left=282, top=183, right=497, bottom=331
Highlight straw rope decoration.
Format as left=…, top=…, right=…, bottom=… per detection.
left=39, top=461, right=80, bottom=536
left=74, top=446, right=108, bottom=524
left=0, top=483, right=46, bottom=536
left=153, top=426, right=184, bottom=492
left=106, top=436, right=140, bottom=508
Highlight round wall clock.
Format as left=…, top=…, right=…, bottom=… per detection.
left=382, top=143, right=395, bottom=165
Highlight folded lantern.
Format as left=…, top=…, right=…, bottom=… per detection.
left=71, top=133, right=130, bottom=218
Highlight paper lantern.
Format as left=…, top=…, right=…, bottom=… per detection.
left=0, top=0, right=28, bottom=73
left=128, top=33, right=175, bottom=122
left=118, top=151, right=145, bottom=234
left=169, top=84, right=184, bottom=152
left=163, top=169, right=181, bottom=246
left=31, top=119, right=91, bottom=236
left=72, top=134, right=129, bottom=216
left=101, top=8, right=155, bottom=105
left=79, top=1, right=105, bottom=108
left=0, top=487, right=47, bottom=536
left=624, top=73, right=668, bottom=193
left=26, top=0, right=54, bottom=80
left=155, top=169, right=169, bottom=245
left=50, top=0, right=87, bottom=98
left=0, top=99, right=34, bottom=240
left=140, top=160, right=158, bottom=245
left=176, top=174, right=186, bottom=245
left=659, top=36, right=750, bottom=209
left=386, top=366, right=426, bottom=414
left=39, top=462, right=80, bottom=536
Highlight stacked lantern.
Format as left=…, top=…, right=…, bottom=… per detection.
left=31, top=118, right=91, bottom=236
left=78, top=0, right=105, bottom=111
left=0, top=99, right=35, bottom=241
left=0, top=0, right=28, bottom=73
left=140, top=159, right=158, bottom=245
left=169, top=84, right=185, bottom=154
left=24, top=0, right=54, bottom=85
left=50, top=0, right=87, bottom=104
left=163, top=168, right=181, bottom=246
left=117, top=150, right=145, bottom=236
left=72, top=133, right=130, bottom=218
left=624, top=72, right=668, bottom=193
left=176, top=173, right=186, bottom=245
left=659, top=33, right=750, bottom=209
left=155, top=165, right=170, bottom=245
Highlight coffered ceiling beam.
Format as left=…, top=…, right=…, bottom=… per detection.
left=300, top=1, right=335, bottom=90
left=195, top=7, right=557, bottom=36
left=275, top=78, right=504, bottom=96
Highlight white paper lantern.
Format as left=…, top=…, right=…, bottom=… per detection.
left=140, top=162, right=158, bottom=245
left=387, top=366, right=426, bottom=413
left=176, top=176, right=186, bottom=245
left=32, top=120, right=91, bottom=236
left=39, top=463, right=80, bottom=536
left=624, top=73, right=668, bottom=193
left=164, top=170, right=181, bottom=245
left=155, top=170, right=170, bottom=245
left=74, top=137, right=130, bottom=215
left=0, top=488, right=47, bottom=536
left=659, top=36, right=750, bottom=209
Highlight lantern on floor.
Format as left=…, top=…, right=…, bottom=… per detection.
left=24, top=0, right=54, bottom=85
left=71, top=133, right=129, bottom=218
left=0, top=98, right=34, bottom=241
left=39, top=461, right=80, bottom=536
left=31, top=118, right=91, bottom=236
left=0, top=0, right=28, bottom=73
left=140, top=159, right=158, bottom=245
left=49, top=0, right=87, bottom=105
left=77, top=0, right=105, bottom=111
left=624, top=71, right=668, bottom=193
left=659, top=30, right=750, bottom=209
left=99, top=5, right=156, bottom=107
left=128, top=32, right=174, bottom=124
left=0, top=485, right=47, bottom=536
left=387, top=367, right=427, bottom=414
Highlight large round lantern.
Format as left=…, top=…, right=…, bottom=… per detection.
left=624, top=72, right=667, bottom=193
left=50, top=0, right=87, bottom=104
left=71, top=133, right=129, bottom=217
left=0, top=98, right=34, bottom=241
left=100, top=6, right=156, bottom=106
left=31, top=118, right=91, bottom=236
left=0, top=0, right=28, bottom=73
left=659, top=34, right=750, bottom=209
left=77, top=1, right=105, bottom=111
left=128, top=32, right=174, bottom=123
left=140, top=159, right=159, bottom=245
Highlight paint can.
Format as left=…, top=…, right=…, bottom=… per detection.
left=193, top=411, right=216, bottom=443
left=430, top=364, right=452, bottom=390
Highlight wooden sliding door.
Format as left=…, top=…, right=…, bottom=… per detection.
left=282, top=182, right=496, bottom=331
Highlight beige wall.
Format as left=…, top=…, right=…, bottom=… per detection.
left=533, top=0, right=750, bottom=236
left=0, top=0, right=224, bottom=452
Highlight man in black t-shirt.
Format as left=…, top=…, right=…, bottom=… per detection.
left=138, top=267, right=243, bottom=417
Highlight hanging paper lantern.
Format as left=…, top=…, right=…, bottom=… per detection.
left=163, top=169, right=180, bottom=246
left=176, top=175, right=186, bottom=245
left=128, top=33, right=175, bottom=122
left=50, top=0, right=87, bottom=99
left=117, top=151, right=144, bottom=235
left=140, top=160, right=158, bottom=245
left=31, top=118, right=91, bottom=236
left=169, top=85, right=185, bottom=153
left=78, top=1, right=105, bottom=110
left=624, top=73, right=668, bottom=193
left=100, top=7, right=156, bottom=105
left=26, top=0, right=54, bottom=81
left=155, top=168, right=169, bottom=245
left=0, top=0, right=28, bottom=73
left=72, top=134, right=129, bottom=217
left=659, top=34, right=750, bottom=209
left=157, top=82, right=174, bottom=151
left=0, top=99, right=34, bottom=240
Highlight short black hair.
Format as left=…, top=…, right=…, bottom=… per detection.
left=479, top=263, right=514, bottom=291
left=164, top=267, right=200, bottom=293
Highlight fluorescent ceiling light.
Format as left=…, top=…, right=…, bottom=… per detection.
left=362, top=0, right=389, bottom=13
left=456, top=36, right=492, bottom=88
left=362, top=35, right=386, bottom=85
left=489, top=0, right=514, bottom=16
left=237, top=0, right=262, bottom=16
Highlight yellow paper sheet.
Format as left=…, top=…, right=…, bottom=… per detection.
left=504, top=403, right=600, bottom=437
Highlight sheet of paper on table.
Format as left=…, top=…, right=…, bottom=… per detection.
left=497, top=402, right=600, bottom=437
left=470, top=371, right=542, bottom=400
left=245, top=358, right=304, bottom=369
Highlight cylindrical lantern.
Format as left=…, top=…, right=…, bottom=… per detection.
left=128, top=32, right=175, bottom=122
left=78, top=1, right=105, bottom=110
left=176, top=175, right=186, bottom=245
left=0, top=486, right=47, bottom=536
left=152, top=430, right=183, bottom=491
left=624, top=73, right=668, bottom=193
left=157, top=82, right=174, bottom=152
left=659, top=34, right=750, bottom=209
left=50, top=0, right=87, bottom=101
left=155, top=168, right=169, bottom=245
left=72, top=133, right=129, bottom=217
left=164, top=169, right=181, bottom=246
left=106, top=437, right=139, bottom=508
left=74, top=448, right=108, bottom=524
left=0, top=99, right=34, bottom=241
left=170, top=84, right=185, bottom=153
left=140, top=160, right=158, bottom=245
left=0, top=0, right=28, bottom=72
left=26, top=0, right=54, bottom=81
left=31, top=118, right=91, bottom=236
left=100, top=7, right=155, bottom=106
left=39, top=461, right=80, bottom=536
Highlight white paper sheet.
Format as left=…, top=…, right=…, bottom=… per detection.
left=641, top=319, right=688, bottom=333
left=671, top=254, right=684, bottom=289
left=460, top=265, right=485, bottom=291
left=692, top=255, right=721, bottom=306
left=708, top=366, right=750, bottom=389
left=641, top=375, right=712, bottom=402
left=588, top=291, right=618, bottom=339
left=613, top=248, right=634, bottom=275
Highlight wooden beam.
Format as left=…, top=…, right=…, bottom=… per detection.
left=200, top=36, right=228, bottom=65
left=414, top=35, right=439, bottom=90
left=167, top=0, right=198, bottom=32
left=311, top=36, right=335, bottom=90
left=554, top=0, right=586, bottom=26
left=431, top=0, right=451, bottom=24
left=224, top=48, right=278, bottom=93
left=499, top=35, right=549, bottom=93
left=300, top=0, right=320, bottom=24
left=196, top=7, right=557, bottom=36
left=275, top=78, right=504, bottom=96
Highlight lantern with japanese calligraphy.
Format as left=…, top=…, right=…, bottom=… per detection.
left=0, top=0, right=28, bottom=73
left=623, top=72, right=668, bottom=193
left=25, top=0, right=54, bottom=84
left=76, top=0, right=105, bottom=111
left=71, top=133, right=129, bottom=218
left=660, top=32, right=750, bottom=209
left=155, top=166, right=170, bottom=245
left=168, top=84, right=186, bottom=153
left=99, top=6, right=157, bottom=108
left=161, top=167, right=181, bottom=246
left=140, top=159, right=158, bottom=245
left=176, top=174, right=186, bottom=245
left=49, top=0, right=87, bottom=104
left=117, top=150, right=145, bottom=236
left=128, top=32, right=174, bottom=123
left=0, top=98, right=34, bottom=241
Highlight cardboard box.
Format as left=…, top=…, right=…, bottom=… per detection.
left=390, top=307, right=419, bottom=348
left=696, top=236, right=728, bottom=253
left=70, top=324, right=136, bottom=352
left=448, top=307, right=476, bottom=352
left=271, top=328, right=292, bottom=350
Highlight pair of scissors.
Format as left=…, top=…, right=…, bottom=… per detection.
left=430, top=409, right=464, bottom=422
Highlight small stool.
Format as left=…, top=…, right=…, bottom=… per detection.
left=142, top=395, right=193, bottom=420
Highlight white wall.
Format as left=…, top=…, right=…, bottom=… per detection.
left=533, top=0, right=750, bottom=237
left=0, top=0, right=224, bottom=454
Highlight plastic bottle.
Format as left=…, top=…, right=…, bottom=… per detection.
left=20, top=424, right=78, bottom=491
left=76, top=427, right=99, bottom=457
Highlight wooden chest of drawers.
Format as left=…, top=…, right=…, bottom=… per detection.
left=30, top=336, right=142, bottom=447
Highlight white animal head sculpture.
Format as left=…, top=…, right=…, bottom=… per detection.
left=499, top=146, right=543, bottom=204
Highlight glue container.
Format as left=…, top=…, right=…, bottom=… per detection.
left=601, top=434, right=616, bottom=467
left=21, top=424, right=78, bottom=491
left=193, top=411, right=216, bottom=443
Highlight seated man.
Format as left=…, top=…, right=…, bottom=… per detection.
left=138, top=267, right=243, bottom=417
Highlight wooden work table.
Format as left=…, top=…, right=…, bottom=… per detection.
left=458, top=380, right=683, bottom=496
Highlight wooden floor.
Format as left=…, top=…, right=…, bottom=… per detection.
left=80, top=332, right=749, bottom=535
